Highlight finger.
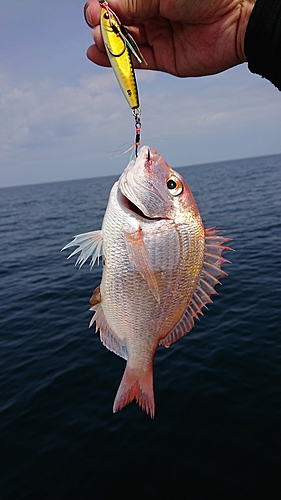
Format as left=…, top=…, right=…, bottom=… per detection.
left=87, top=42, right=158, bottom=72
left=84, top=1, right=149, bottom=44
left=92, top=25, right=106, bottom=53
left=84, top=0, right=158, bottom=28
left=105, top=0, right=158, bottom=24
left=85, top=2, right=157, bottom=70
left=91, top=24, right=147, bottom=52
left=123, top=25, right=149, bottom=46
left=84, top=1, right=101, bottom=29
left=87, top=44, right=111, bottom=67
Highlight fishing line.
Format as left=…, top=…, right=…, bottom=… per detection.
left=99, top=1, right=146, bottom=156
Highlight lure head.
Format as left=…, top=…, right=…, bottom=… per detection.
left=100, top=2, right=122, bottom=39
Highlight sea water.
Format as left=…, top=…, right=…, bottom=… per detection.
left=0, top=154, right=280, bottom=499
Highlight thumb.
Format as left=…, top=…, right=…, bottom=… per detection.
left=108, top=0, right=159, bottom=24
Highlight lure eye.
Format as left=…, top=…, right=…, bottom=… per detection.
left=166, top=175, right=183, bottom=196
left=103, top=12, right=110, bottom=19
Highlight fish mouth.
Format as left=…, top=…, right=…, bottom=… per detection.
left=119, top=191, right=162, bottom=221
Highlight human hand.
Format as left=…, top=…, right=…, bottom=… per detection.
left=84, top=0, right=256, bottom=77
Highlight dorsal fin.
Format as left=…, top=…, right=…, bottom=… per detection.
left=160, top=227, right=232, bottom=347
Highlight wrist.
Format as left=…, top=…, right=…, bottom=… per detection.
left=237, top=0, right=257, bottom=62
left=244, top=0, right=281, bottom=90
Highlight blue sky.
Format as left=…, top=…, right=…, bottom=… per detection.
left=0, top=0, right=280, bottom=188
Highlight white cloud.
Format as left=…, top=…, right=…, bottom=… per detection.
left=0, top=72, right=127, bottom=155
left=0, top=65, right=280, bottom=187
left=1, top=0, right=280, bottom=187
left=143, top=77, right=279, bottom=134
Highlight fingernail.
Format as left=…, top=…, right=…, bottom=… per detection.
left=84, top=2, right=94, bottom=28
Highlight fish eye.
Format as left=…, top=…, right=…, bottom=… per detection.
left=166, top=175, right=183, bottom=196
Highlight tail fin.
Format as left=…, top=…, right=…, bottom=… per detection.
left=113, top=364, right=155, bottom=418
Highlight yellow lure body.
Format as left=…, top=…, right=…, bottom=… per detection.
left=100, top=5, right=139, bottom=110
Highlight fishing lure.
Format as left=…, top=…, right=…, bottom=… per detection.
left=99, top=1, right=146, bottom=156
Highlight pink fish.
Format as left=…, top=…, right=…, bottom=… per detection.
left=62, top=147, right=231, bottom=418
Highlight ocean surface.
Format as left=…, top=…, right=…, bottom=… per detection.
left=0, top=154, right=280, bottom=500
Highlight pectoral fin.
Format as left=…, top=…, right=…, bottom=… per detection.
left=124, top=229, right=160, bottom=303
left=61, top=230, right=103, bottom=268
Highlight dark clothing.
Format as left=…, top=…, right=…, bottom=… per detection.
left=245, top=0, right=281, bottom=91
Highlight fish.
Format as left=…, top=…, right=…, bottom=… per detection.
left=62, top=146, right=231, bottom=418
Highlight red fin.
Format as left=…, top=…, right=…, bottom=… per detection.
left=89, top=285, right=101, bottom=308
left=113, top=364, right=155, bottom=418
left=90, top=305, right=128, bottom=360
left=160, top=227, right=232, bottom=348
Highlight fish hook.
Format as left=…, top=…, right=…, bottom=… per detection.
left=133, top=108, right=141, bottom=157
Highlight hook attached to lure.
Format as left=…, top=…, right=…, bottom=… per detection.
left=99, top=1, right=147, bottom=156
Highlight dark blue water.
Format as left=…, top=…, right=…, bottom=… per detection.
left=1, top=154, right=280, bottom=500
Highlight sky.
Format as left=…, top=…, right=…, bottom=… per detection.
left=0, top=0, right=280, bottom=188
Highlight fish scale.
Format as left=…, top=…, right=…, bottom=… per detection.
left=62, top=146, right=231, bottom=418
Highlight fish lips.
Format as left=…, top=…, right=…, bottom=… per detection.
left=118, top=147, right=173, bottom=219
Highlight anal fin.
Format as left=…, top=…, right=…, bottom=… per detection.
left=90, top=305, right=128, bottom=360
left=159, top=309, right=195, bottom=347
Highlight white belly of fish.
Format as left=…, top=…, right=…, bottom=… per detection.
left=98, top=182, right=205, bottom=370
